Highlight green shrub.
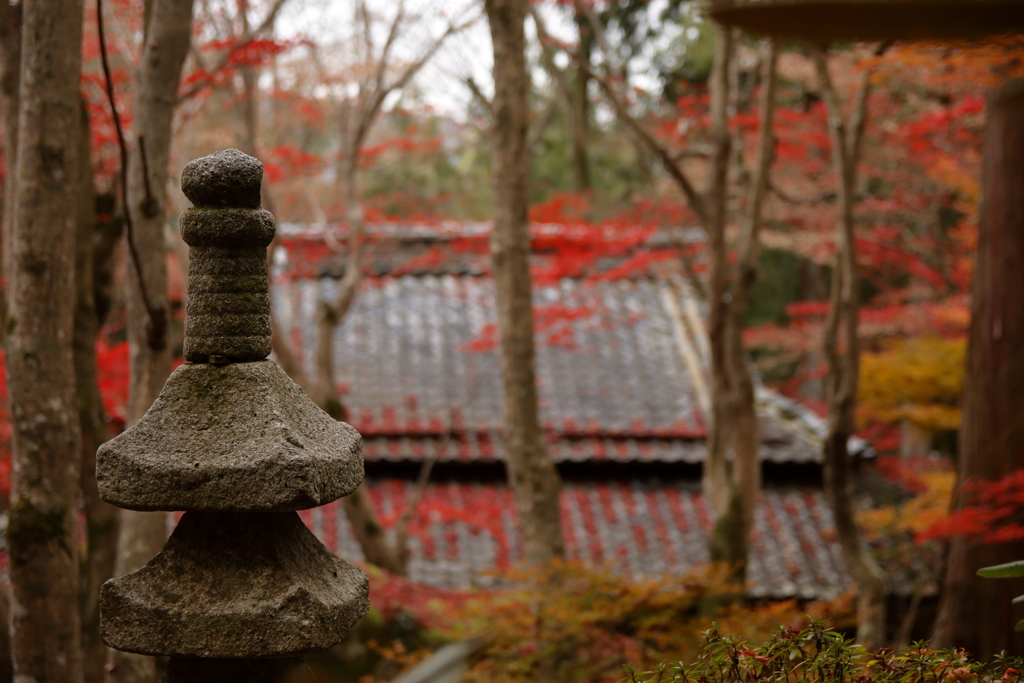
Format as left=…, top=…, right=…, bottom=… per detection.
left=622, top=620, right=1023, bottom=683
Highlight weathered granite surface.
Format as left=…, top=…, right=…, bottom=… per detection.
left=180, top=207, right=275, bottom=247
left=99, top=148, right=369, bottom=677
left=96, top=360, right=363, bottom=512
left=180, top=203, right=275, bottom=363
left=101, top=511, right=370, bottom=658
left=181, top=148, right=263, bottom=208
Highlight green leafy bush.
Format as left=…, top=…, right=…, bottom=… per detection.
left=622, top=620, right=1022, bottom=683
left=977, top=560, right=1024, bottom=632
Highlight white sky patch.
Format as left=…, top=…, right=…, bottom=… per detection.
left=267, top=0, right=704, bottom=125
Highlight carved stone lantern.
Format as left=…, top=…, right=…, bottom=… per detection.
left=96, top=149, right=369, bottom=682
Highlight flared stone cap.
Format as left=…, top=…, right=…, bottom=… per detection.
left=101, top=511, right=370, bottom=658
left=96, top=360, right=363, bottom=512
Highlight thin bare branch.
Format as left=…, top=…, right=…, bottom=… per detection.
left=531, top=5, right=707, bottom=223
left=735, top=40, right=778, bottom=286
left=372, top=0, right=406, bottom=99
left=189, top=40, right=210, bottom=73
left=572, top=0, right=622, bottom=81
left=528, top=96, right=559, bottom=149
left=97, top=0, right=166, bottom=352
left=177, top=0, right=290, bottom=104
left=358, top=0, right=374, bottom=69
left=528, top=4, right=569, bottom=94
left=464, top=76, right=493, bottom=115
left=810, top=41, right=888, bottom=646
left=575, top=56, right=708, bottom=224
left=848, top=41, right=892, bottom=166
left=352, top=8, right=481, bottom=153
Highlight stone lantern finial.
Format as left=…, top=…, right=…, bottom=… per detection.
left=180, top=148, right=274, bottom=364
left=97, top=149, right=369, bottom=681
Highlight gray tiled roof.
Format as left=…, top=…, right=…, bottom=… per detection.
left=273, top=275, right=822, bottom=464
left=301, top=480, right=852, bottom=599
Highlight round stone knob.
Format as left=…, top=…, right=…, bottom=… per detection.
left=181, top=148, right=263, bottom=208
left=180, top=149, right=275, bottom=363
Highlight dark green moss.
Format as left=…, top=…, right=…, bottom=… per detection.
left=7, top=498, right=71, bottom=561
left=325, top=397, right=346, bottom=421
left=362, top=518, right=382, bottom=536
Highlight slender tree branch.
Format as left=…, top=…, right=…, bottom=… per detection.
left=324, top=5, right=482, bottom=327
left=575, top=56, right=708, bottom=224
left=189, top=39, right=210, bottom=73
left=358, top=0, right=374, bottom=69
left=360, top=8, right=482, bottom=140
left=810, top=41, right=888, bottom=646
left=572, top=0, right=622, bottom=81
left=735, top=40, right=778, bottom=291
left=372, top=0, right=406, bottom=97
left=464, top=76, right=493, bottom=115
left=527, top=97, right=559, bottom=150
left=97, top=0, right=166, bottom=352
left=177, top=0, right=290, bottom=103
left=848, top=41, right=892, bottom=166
left=534, top=1, right=709, bottom=224
left=529, top=4, right=570, bottom=95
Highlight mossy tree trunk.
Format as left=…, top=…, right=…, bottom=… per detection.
left=5, top=0, right=87, bottom=679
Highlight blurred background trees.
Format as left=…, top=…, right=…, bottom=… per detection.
left=0, top=0, right=1023, bottom=680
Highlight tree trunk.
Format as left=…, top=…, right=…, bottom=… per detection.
left=931, top=78, right=1024, bottom=658
left=72, top=97, right=121, bottom=683
left=709, top=40, right=778, bottom=581
left=569, top=33, right=591, bottom=193
left=5, top=0, right=86, bottom=680
left=486, top=0, right=565, bottom=566
left=0, top=0, right=21, bottom=311
left=705, top=25, right=747, bottom=574
left=110, top=2, right=194, bottom=681
left=319, top=147, right=408, bottom=575
left=813, top=47, right=887, bottom=648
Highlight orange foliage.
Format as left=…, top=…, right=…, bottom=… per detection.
left=858, top=336, right=966, bottom=432
left=358, top=562, right=852, bottom=683
left=859, top=457, right=956, bottom=542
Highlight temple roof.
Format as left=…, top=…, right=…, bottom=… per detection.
left=274, top=273, right=843, bottom=465
left=302, top=478, right=923, bottom=598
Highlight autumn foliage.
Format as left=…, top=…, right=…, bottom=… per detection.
left=356, top=562, right=854, bottom=683
left=921, top=470, right=1024, bottom=546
